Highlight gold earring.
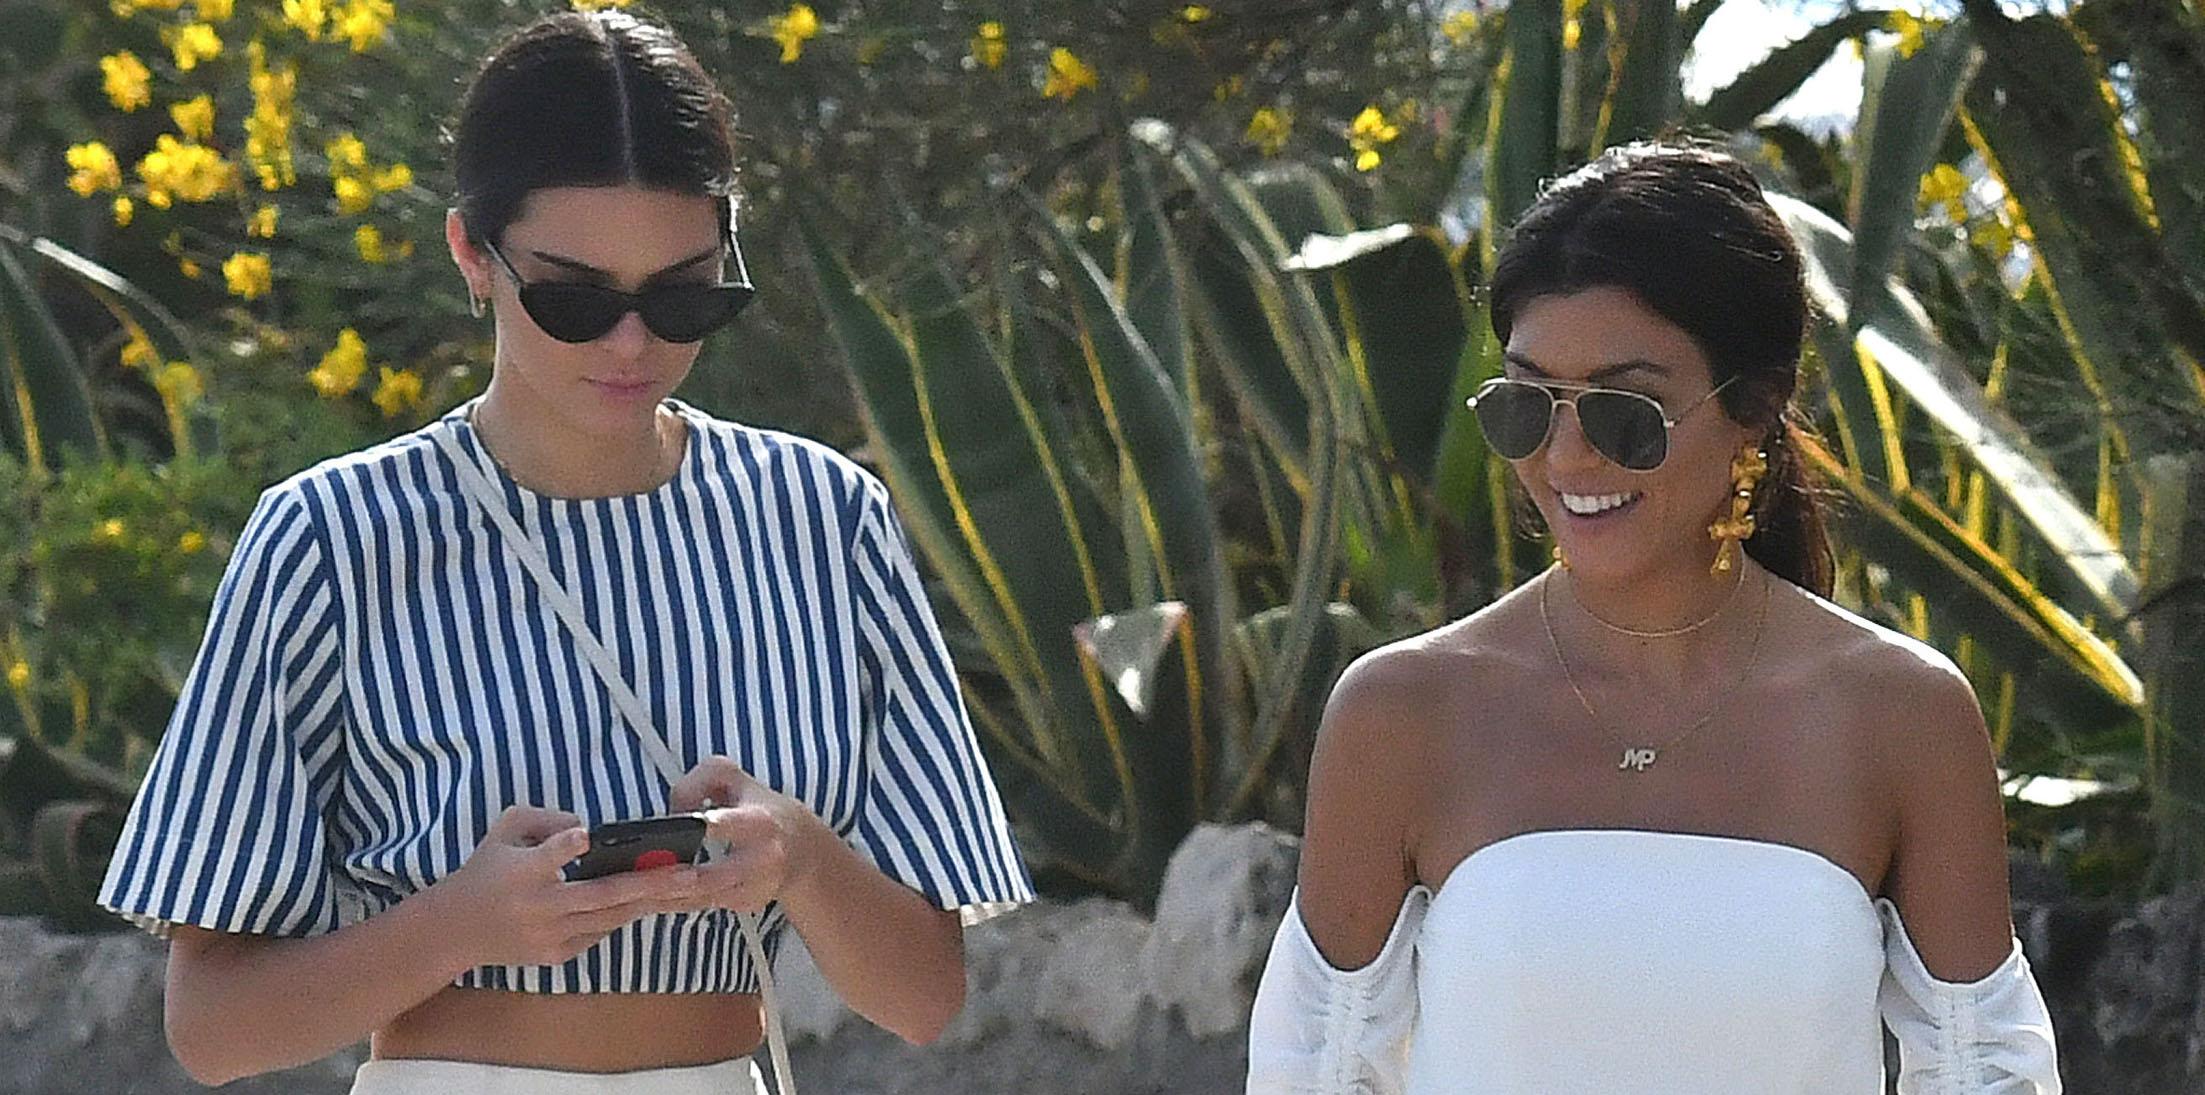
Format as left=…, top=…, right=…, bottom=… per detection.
left=1552, top=542, right=1571, bottom=572
left=1708, top=444, right=1768, bottom=576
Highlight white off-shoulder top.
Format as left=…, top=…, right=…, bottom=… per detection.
left=1246, top=829, right=2061, bottom=1094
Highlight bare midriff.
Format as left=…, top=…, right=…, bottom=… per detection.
left=373, top=985, right=764, bottom=1072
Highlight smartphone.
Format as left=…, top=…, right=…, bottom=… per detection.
left=560, top=812, right=708, bottom=882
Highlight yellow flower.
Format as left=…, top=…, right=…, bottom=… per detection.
left=372, top=366, right=425, bottom=418
left=170, top=94, right=217, bottom=142
left=113, top=0, right=186, bottom=12
left=309, top=328, right=368, bottom=397
left=136, top=134, right=237, bottom=204
left=5, top=662, right=27, bottom=690
left=66, top=142, right=122, bottom=197
left=325, top=132, right=368, bottom=172
left=178, top=257, right=202, bottom=278
left=248, top=42, right=298, bottom=190
left=1347, top=104, right=1402, bottom=172
left=248, top=204, right=280, bottom=237
left=100, top=51, right=153, bottom=112
left=1042, top=47, right=1097, bottom=100
left=1179, top=5, right=1212, bottom=21
left=222, top=251, right=273, bottom=300
left=1441, top=11, right=1478, bottom=44
left=113, top=196, right=135, bottom=226
left=569, top=0, right=633, bottom=8
left=165, top=22, right=223, bottom=71
left=334, top=175, right=373, bottom=214
left=970, top=21, right=1006, bottom=70
left=120, top=332, right=159, bottom=370
left=371, top=163, right=412, bottom=192
left=1245, top=107, right=1292, bottom=156
left=336, top=0, right=393, bottom=52
left=156, top=361, right=205, bottom=406
left=283, top=0, right=327, bottom=39
left=767, top=4, right=819, bottom=64
left=178, top=530, right=207, bottom=554
left=1887, top=11, right=1928, bottom=58
left=355, top=223, right=387, bottom=263
left=97, top=519, right=127, bottom=541
left=197, top=0, right=234, bottom=20
left=1918, top=162, right=1969, bottom=222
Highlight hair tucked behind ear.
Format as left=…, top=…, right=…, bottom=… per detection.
left=1488, top=139, right=1834, bottom=597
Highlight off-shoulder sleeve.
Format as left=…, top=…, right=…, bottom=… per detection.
left=1246, top=884, right=1429, bottom=1095
left=94, top=484, right=351, bottom=939
left=843, top=476, right=1035, bottom=924
left=1876, top=896, right=2062, bottom=1094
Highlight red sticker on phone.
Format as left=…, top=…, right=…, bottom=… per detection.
left=634, top=849, right=680, bottom=871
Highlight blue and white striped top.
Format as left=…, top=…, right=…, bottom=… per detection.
left=97, top=396, right=1034, bottom=994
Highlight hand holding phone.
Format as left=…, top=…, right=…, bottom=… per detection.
left=560, top=812, right=709, bottom=882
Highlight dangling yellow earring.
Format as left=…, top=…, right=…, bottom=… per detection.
left=1709, top=444, right=1769, bottom=576
left=1552, top=542, right=1571, bottom=572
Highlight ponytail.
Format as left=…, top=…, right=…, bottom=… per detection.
left=1743, top=412, right=1834, bottom=598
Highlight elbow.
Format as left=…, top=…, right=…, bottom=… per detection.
left=166, top=1005, right=246, bottom=1088
left=892, top=969, right=966, bottom=1047
left=164, top=944, right=258, bottom=1087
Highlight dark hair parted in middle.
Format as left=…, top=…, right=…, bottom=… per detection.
left=1488, top=140, right=1834, bottom=597
left=449, top=9, right=739, bottom=248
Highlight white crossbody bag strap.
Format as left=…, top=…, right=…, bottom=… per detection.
left=432, top=428, right=797, bottom=1095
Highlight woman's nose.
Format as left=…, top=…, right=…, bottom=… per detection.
left=599, top=308, right=652, bottom=356
left=1543, top=400, right=1606, bottom=470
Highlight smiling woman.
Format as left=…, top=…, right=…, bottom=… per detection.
left=92, top=10, right=1033, bottom=1095
left=1245, top=142, right=2062, bottom=1094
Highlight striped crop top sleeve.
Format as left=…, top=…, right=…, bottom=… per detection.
left=95, top=399, right=1035, bottom=992
left=97, top=483, right=350, bottom=939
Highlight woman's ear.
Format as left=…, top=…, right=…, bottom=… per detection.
left=446, top=209, right=488, bottom=307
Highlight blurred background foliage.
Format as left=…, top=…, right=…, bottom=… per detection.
left=0, top=0, right=2199, bottom=923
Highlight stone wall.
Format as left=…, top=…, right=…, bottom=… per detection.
left=2, top=824, right=2198, bottom=1094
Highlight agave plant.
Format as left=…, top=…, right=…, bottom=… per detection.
left=806, top=0, right=2205, bottom=900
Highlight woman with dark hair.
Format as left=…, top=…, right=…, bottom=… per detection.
left=1244, top=142, right=2062, bottom=1092
left=95, top=10, right=1031, bottom=1094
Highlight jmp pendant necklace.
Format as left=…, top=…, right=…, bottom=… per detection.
left=1539, top=566, right=1772, bottom=773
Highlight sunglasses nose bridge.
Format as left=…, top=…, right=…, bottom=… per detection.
left=598, top=305, right=653, bottom=352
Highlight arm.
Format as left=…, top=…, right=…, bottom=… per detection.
left=1874, top=654, right=2062, bottom=1093
left=162, top=806, right=701, bottom=1086
left=1878, top=656, right=2020, bottom=981
left=1245, top=647, right=1436, bottom=1095
left=1295, top=649, right=1431, bottom=968
left=165, top=888, right=473, bottom=1085
left=671, top=761, right=965, bottom=1045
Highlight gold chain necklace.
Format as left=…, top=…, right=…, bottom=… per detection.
left=1565, top=556, right=1745, bottom=639
left=1540, top=568, right=1772, bottom=773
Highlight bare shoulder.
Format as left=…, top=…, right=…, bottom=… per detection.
left=1776, top=582, right=1992, bottom=769
left=1294, top=598, right=1530, bottom=969
left=1779, top=583, right=2016, bottom=973
left=1315, top=593, right=1536, bottom=776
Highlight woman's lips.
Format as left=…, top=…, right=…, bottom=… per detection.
left=586, top=377, right=656, bottom=400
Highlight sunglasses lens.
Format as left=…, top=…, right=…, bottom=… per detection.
left=1576, top=391, right=1668, bottom=471
left=1473, top=381, right=1557, bottom=459
left=520, top=284, right=630, bottom=343
left=639, top=285, right=750, bottom=343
